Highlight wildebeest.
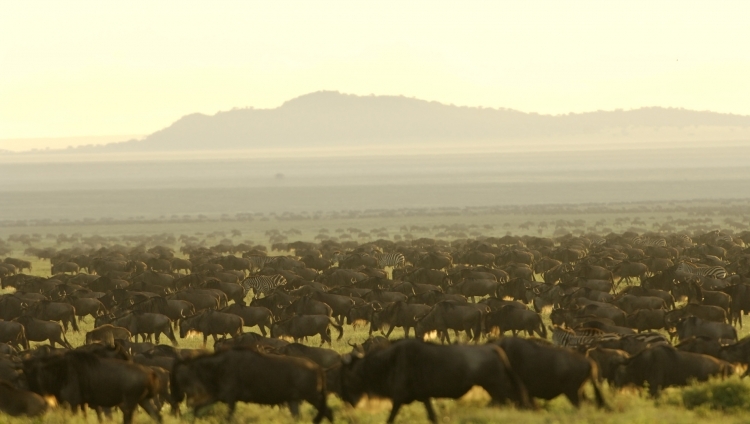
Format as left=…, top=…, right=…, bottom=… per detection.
left=282, top=296, right=333, bottom=319
left=0, top=380, right=48, bottom=416
left=214, top=332, right=290, bottom=351
left=24, top=350, right=162, bottom=424
left=613, top=260, right=649, bottom=285
left=415, top=301, right=485, bottom=343
left=673, top=316, right=737, bottom=342
left=585, top=346, right=630, bottom=384
left=179, top=310, right=243, bottom=346
left=340, top=339, right=530, bottom=423
left=171, top=347, right=332, bottom=423
left=250, top=290, right=296, bottom=319
left=493, top=336, right=606, bottom=408
left=271, top=315, right=344, bottom=346
left=346, top=301, right=382, bottom=334
left=614, top=344, right=734, bottom=396
left=0, top=295, right=27, bottom=321
left=221, top=303, right=274, bottom=336
left=274, top=342, right=342, bottom=369
left=170, top=289, right=224, bottom=312
left=0, top=320, right=29, bottom=350
left=14, top=316, right=71, bottom=349
left=626, top=309, right=666, bottom=332
left=111, top=312, right=178, bottom=345
left=25, top=300, right=79, bottom=332
left=448, top=278, right=502, bottom=302
left=372, top=301, right=431, bottom=338
left=485, top=305, right=547, bottom=338
left=64, top=295, right=108, bottom=323
left=86, top=324, right=132, bottom=346
left=611, top=295, right=666, bottom=314
left=310, top=291, right=357, bottom=324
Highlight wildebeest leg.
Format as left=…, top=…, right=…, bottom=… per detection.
left=385, top=325, right=396, bottom=338
left=226, top=401, right=238, bottom=420
left=563, top=389, right=582, bottom=408
left=139, top=399, right=162, bottom=423
left=422, top=399, right=437, bottom=424
left=121, top=403, right=136, bottom=424
left=386, top=401, right=403, bottom=424
left=404, top=327, right=410, bottom=338
left=287, top=401, right=300, bottom=417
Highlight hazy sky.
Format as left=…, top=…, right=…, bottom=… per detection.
left=1, top=1, right=749, bottom=150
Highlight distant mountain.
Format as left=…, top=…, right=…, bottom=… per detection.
left=52, top=91, right=750, bottom=153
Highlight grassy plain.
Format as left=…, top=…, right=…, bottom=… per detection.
left=2, top=201, right=750, bottom=423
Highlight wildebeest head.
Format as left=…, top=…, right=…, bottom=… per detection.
left=339, top=350, right=367, bottom=406
left=179, top=314, right=203, bottom=339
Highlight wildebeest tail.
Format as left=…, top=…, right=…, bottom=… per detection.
left=329, top=317, right=344, bottom=341
left=61, top=331, right=73, bottom=349
left=588, top=359, right=608, bottom=409
left=474, top=316, right=484, bottom=342
left=167, top=325, right=179, bottom=346
left=18, top=326, right=29, bottom=350
left=539, top=317, right=548, bottom=339
left=70, top=310, right=80, bottom=332
left=492, top=345, right=531, bottom=408
left=312, top=369, right=333, bottom=424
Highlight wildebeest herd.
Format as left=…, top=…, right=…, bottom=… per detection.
left=0, top=227, right=749, bottom=423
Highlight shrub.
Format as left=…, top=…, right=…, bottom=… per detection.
left=681, top=377, right=750, bottom=411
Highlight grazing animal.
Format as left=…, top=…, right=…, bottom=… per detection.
left=340, top=339, right=530, bottom=423
left=614, top=344, right=734, bottom=396
left=23, top=351, right=162, bottom=424
left=171, top=347, right=332, bottom=423
left=494, top=336, right=607, bottom=408
left=0, top=380, right=48, bottom=416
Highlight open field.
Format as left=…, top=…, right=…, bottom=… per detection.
left=1, top=198, right=750, bottom=423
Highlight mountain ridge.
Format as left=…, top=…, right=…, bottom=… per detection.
left=22, top=91, right=750, bottom=153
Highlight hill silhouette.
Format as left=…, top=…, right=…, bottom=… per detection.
left=61, top=91, right=750, bottom=153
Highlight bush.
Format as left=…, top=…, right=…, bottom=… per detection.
left=681, top=377, right=750, bottom=411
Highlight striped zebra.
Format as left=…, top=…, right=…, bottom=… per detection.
left=673, top=234, right=693, bottom=247
left=589, top=237, right=607, bottom=246
left=715, top=232, right=734, bottom=245
left=241, top=274, right=287, bottom=298
left=244, top=255, right=277, bottom=272
left=331, top=251, right=354, bottom=266
left=374, top=252, right=406, bottom=269
left=676, top=262, right=728, bottom=280
left=630, top=236, right=667, bottom=247
left=551, top=326, right=619, bottom=348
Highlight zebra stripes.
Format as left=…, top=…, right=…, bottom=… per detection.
left=676, top=262, right=728, bottom=280
left=551, top=326, right=619, bottom=348
left=245, top=255, right=278, bottom=272
left=241, top=274, right=287, bottom=298
left=627, top=236, right=667, bottom=247
left=374, top=252, right=406, bottom=269
left=589, top=237, right=607, bottom=246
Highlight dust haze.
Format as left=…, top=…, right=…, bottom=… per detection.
left=2, top=92, right=749, bottom=223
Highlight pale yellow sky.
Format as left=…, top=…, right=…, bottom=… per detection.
left=1, top=1, right=749, bottom=150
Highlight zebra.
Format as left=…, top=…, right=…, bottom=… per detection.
left=244, top=255, right=277, bottom=273
left=676, top=262, right=728, bottom=280
left=374, top=252, right=406, bottom=269
left=331, top=251, right=356, bottom=266
left=551, top=326, right=619, bottom=348
left=630, top=236, right=667, bottom=247
left=589, top=237, right=607, bottom=246
left=240, top=274, right=287, bottom=298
